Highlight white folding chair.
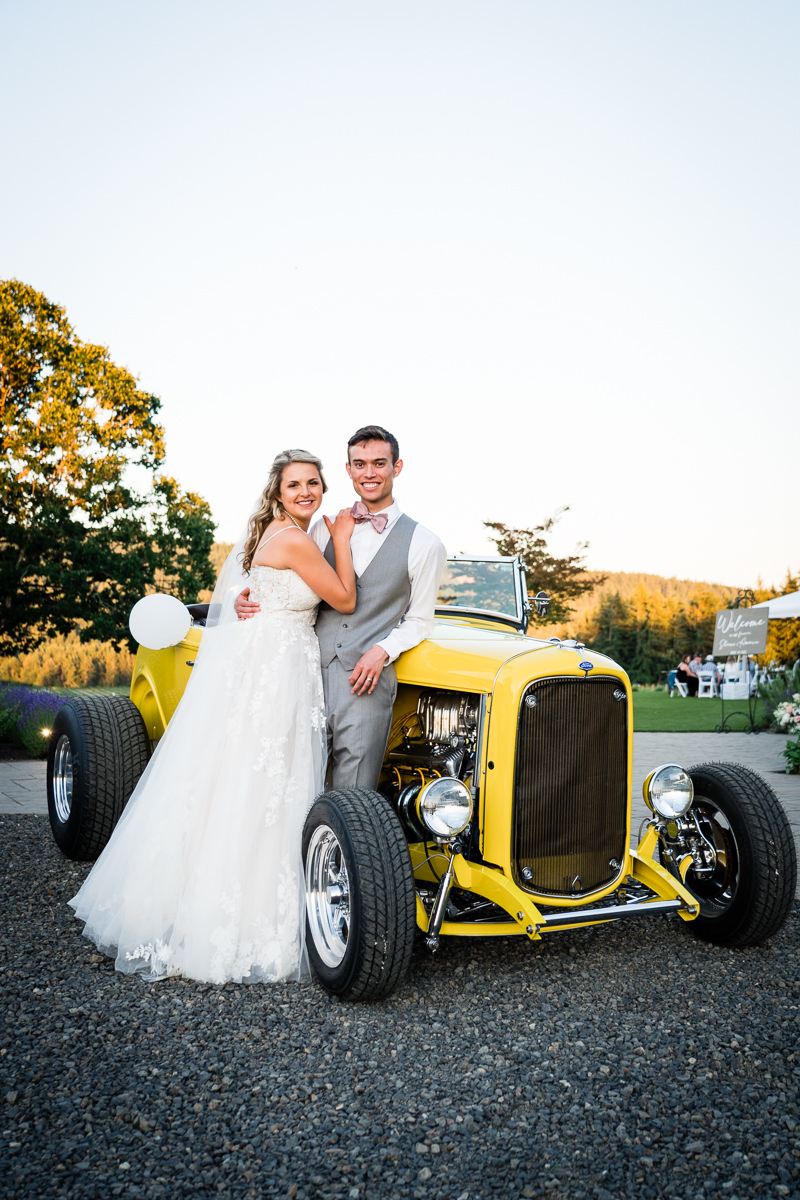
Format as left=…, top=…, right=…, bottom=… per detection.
left=722, top=657, right=749, bottom=700
left=674, top=680, right=689, bottom=698
left=697, top=673, right=717, bottom=698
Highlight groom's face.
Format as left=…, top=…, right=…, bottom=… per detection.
left=346, top=439, right=403, bottom=511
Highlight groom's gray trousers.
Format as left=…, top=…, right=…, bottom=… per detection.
left=321, top=660, right=398, bottom=790
left=316, top=514, right=417, bottom=792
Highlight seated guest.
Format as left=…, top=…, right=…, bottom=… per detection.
left=700, top=654, right=721, bottom=686
left=690, top=651, right=704, bottom=675
left=724, top=655, right=740, bottom=679
left=677, top=653, right=699, bottom=696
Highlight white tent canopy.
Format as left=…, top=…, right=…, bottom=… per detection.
left=750, top=591, right=800, bottom=619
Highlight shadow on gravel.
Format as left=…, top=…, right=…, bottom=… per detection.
left=3, top=815, right=799, bottom=1200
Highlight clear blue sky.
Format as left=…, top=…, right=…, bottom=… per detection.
left=2, top=1, right=798, bottom=588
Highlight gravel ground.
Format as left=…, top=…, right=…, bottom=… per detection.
left=2, top=816, right=799, bottom=1200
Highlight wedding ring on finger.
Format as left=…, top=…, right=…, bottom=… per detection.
left=366, top=677, right=373, bottom=684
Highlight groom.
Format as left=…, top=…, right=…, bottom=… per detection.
left=235, top=425, right=446, bottom=790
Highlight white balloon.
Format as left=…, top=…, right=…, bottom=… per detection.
left=129, top=594, right=192, bottom=650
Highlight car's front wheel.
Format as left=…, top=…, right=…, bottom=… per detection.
left=674, top=762, right=797, bottom=947
left=303, top=787, right=416, bottom=1001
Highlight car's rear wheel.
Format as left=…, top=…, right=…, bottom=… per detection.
left=673, top=762, right=796, bottom=947
left=303, top=787, right=416, bottom=1001
left=47, top=696, right=150, bottom=861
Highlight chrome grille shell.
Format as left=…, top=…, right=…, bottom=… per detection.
left=512, top=676, right=629, bottom=897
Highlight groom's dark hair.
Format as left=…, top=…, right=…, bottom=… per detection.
left=347, top=425, right=400, bottom=464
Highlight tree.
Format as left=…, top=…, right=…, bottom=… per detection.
left=1, top=279, right=215, bottom=653
left=484, top=506, right=606, bottom=624
left=757, top=571, right=800, bottom=668
left=585, top=591, right=636, bottom=668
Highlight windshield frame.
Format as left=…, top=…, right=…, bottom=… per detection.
left=435, top=555, right=530, bottom=632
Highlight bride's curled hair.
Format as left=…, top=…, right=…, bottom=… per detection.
left=241, top=449, right=328, bottom=574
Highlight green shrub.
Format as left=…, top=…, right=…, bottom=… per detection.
left=758, top=662, right=800, bottom=728
left=0, top=684, right=24, bottom=743
left=784, top=738, right=800, bottom=775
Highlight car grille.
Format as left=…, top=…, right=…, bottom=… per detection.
left=512, top=676, right=628, bottom=897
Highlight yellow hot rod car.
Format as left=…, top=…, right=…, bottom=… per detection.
left=48, top=557, right=796, bottom=1000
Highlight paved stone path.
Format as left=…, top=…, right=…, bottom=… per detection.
left=4, top=733, right=798, bottom=895
left=0, top=759, right=47, bottom=815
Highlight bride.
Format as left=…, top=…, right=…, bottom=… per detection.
left=70, top=449, right=356, bottom=985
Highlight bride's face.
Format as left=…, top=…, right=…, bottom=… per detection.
left=279, top=463, right=324, bottom=527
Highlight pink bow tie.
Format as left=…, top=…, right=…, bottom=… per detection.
left=351, top=502, right=389, bottom=533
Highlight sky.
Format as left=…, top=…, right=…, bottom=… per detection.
left=2, top=0, right=798, bottom=590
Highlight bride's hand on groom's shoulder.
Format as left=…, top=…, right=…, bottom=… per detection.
left=324, top=509, right=356, bottom=540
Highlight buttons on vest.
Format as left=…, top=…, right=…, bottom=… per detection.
left=342, top=623, right=348, bottom=628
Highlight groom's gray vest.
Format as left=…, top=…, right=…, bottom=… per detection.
left=316, top=515, right=417, bottom=670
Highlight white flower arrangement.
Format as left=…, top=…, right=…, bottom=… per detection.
left=772, top=694, right=800, bottom=733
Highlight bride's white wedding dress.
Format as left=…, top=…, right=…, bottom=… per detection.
left=70, top=565, right=325, bottom=984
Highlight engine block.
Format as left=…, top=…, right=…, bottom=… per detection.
left=417, top=690, right=480, bottom=746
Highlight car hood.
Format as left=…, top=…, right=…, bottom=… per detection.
left=396, top=617, right=620, bottom=692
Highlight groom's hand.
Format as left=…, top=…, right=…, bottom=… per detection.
left=349, top=646, right=390, bottom=696
left=234, top=587, right=261, bottom=620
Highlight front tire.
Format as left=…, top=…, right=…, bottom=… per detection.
left=303, top=788, right=416, bottom=1001
left=47, top=695, right=150, bottom=861
left=678, top=762, right=797, bottom=946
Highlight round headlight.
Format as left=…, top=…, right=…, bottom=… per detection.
left=418, top=777, right=473, bottom=838
left=643, top=763, right=694, bottom=819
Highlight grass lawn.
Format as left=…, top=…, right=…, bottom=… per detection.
left=632, top=687, right=768, bottom=732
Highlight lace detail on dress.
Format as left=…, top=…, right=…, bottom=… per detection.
left=69, top=567, right=325, bottom=985
left=247, top=565, right=320, bottom=623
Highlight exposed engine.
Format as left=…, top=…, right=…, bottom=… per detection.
left=382, top=689, right=482, bottom=843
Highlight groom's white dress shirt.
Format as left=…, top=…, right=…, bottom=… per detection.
left=310, top=500, right=447, bottom=664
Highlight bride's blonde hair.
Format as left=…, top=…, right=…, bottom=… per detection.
left=241, top=449, right=328, bottom=574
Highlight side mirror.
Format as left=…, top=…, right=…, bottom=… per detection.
left=534, top=591, right=550, bottom=618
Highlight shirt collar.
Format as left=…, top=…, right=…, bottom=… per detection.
left=382, top=499, right=401, bottom=526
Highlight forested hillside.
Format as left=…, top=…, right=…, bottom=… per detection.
left=528, top=570, right=798, bottom=683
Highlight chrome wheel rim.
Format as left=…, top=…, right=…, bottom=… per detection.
left=53, top=734, right=74, bottom=824
left=305, top=824, right=351, bottom=968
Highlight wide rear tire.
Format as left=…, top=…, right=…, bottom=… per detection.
left=678, top=762, right=797, bottom=947
left=303, top=787, right=416, bottom=1001
left=47, top=695, right=150, bottom=861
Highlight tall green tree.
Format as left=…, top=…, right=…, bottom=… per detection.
left=758, top=571, right=800, bottom=667
left=484, top=507, right=606, bottom=624
left=1, top=279, right=215, bottom=652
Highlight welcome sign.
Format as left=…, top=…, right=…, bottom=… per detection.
left=712, top=608, right=769, bottom=656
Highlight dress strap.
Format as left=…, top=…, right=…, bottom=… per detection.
left=257, top=516, right=306, bottom=550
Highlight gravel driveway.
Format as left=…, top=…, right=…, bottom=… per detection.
left=2, top=817, right=799, bottom=1200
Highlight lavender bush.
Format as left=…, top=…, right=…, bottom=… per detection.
left=0, top=684, right=27, bottom=743
left=0, top=684, right=63, bottom=756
